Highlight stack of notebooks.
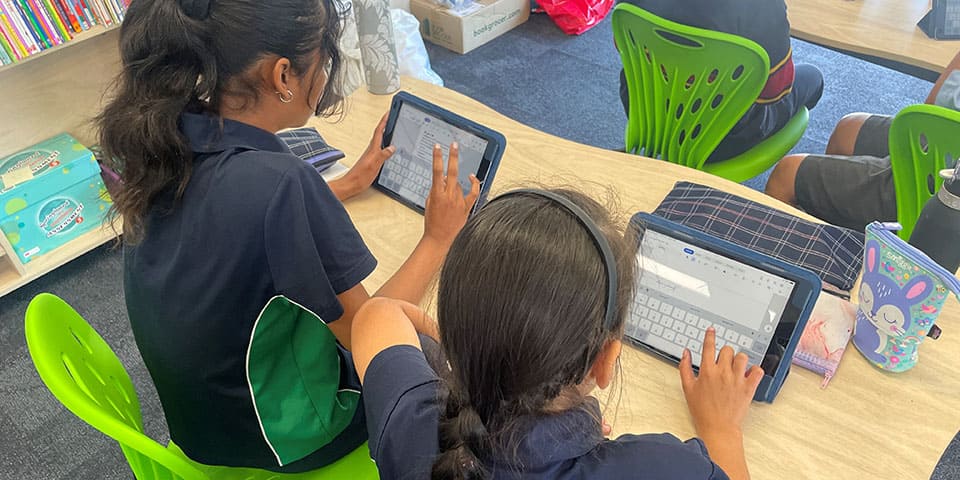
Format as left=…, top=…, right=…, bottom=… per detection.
left=0, top=0, right=129, bottom=66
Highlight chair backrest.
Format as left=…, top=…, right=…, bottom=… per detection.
left=888, top=104, right=960, bottom=240
left=612, top=3, right=770, bottom=169
left=24, top=293, right=207, bottom=480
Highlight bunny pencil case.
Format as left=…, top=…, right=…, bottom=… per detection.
left=852, top=222, right=960, bottom=372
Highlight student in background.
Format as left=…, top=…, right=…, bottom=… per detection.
left=766, top=50, right=960, bottom=231
left=352, top=189, right=765, bottom=480
left=97, top=0, right=478, bottom=473
left=617, top=0, right=824, bottom=162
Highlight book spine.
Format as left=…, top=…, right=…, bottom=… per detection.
left=16, top=0, right=52, bottom=49
left=86, top=0, right=104, bottom=25
left=66, top=0, right=87, bottom=29
left=0, top=7, right=27, bottom=58
left=4, top=0, right=41, bottom=53
left=42, top=0, right=71, bottom=39
left=54, top=0, right=78, bottom=32
left=110, top=0, right=123, bottom=21
left=0, top=28, right=13, bottom=63
left=30, top=0, right=63, bottom=44
left=95, top=0, right=111, bottom=26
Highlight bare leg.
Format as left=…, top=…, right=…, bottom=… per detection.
left=825, top=113, right=872, bottom=155
left=766, top=154, right=808, bottom=206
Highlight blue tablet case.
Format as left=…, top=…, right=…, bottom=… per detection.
left=377, top=91, right=506, bottom=215
left=630, top=213, right=821, bottom=403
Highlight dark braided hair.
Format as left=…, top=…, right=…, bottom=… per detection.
left=432, top=189, right=638, bottom=479
left=97, top=0, right=344, bottom=242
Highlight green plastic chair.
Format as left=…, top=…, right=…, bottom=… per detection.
left=24, top=293, right=379, bottom=480
left=888, top=104, right=960, bottom=240
left=612, top=3, right=809, bottom=183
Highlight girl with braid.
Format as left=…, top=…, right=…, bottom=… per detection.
left=352, top=189, right=765, bottom=480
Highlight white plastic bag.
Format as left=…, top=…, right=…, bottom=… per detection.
left=337, top=0, right=366, bottom=97
left=391, top=9, right=443, bottom=86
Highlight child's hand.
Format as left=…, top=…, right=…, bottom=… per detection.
left=679, top=328, right=764, bottom=439
left=423, top=142, right=480, bottom=247
left=336, top=113, right=395, bottom=200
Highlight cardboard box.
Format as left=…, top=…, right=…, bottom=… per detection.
left=1, top=174, right=111, bottom=264
left=1, top=134, right=101, bottom=217
left=411, top=0, right=530, bottom=54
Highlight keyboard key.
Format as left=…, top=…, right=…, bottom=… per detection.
left=685, top=326, right=699, bottom=338
left=651, top=324, right=664, bottom=336
left=639, top=319, right=652, bottom=331
left=738, top=336, right=754, bottom=349
left=647, top=298, right=660, bottom=310
left=660, top=317, right=673, bottom=328
left=675, top=334, right=688, bottom=347
left=696, top=330, right=705, bottom=341
left=672, top=308, right=686, bottom=320
left=659, top=303, right=673, bottom=315
left=663, top=330, right=676, bottom=342
left=649, top=311, right=661, bottom=323
left=638, top=306, right=649, bottom=318
left=672, top=322, right=686, bottom=333
left=637, top=293, right=648, bottom=304
left=724, top=330, right=740, bottom=343
left=685, top=313, right=699, bottom=325
left=697, top=318, right=712, bottom=330
left=716, top=339, right=726, bottom=350
left=714, top=325, right=726, bottom=338
left=692, top=352, right=703, bottom=367
left=688, top=339, right=702, bottom=353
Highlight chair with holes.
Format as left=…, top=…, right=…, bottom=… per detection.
left=24, top=293, right=379, bottom=480
left=612, top=3, right=809, bottom=183
left=888, top=104, right=960, bottom=240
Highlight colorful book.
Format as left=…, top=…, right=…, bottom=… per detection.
left=87, top=0, right=107, bottom=26
left=28, top=0, right=63, bottom=45
left=75, top=0, right=94, bottom=27
left=42, top=0, right=71, bottom=40
left=65, top=0, right=88, bottom=29
left=15, top=0, right=52, bottom=49
left=54, top=0, right=79, bottom=32
left=0, top=32, right=12, bottom=63
left=0, top=6, right=26, bottom=58
left=3, top=0, right=41, bottom=54
left=0, top=18, right=16, bottom=60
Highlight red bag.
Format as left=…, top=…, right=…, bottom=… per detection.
left=536, top=0, right=613, bottom=35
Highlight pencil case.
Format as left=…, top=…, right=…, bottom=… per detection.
left=852, top=222, right=960, bottom=372
left=277, top=127, right=345, bottom=173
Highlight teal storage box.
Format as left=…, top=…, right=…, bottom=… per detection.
left=0, top=134, right=101, bottom=214
left=0, top=134, right=112, bottom=264
left=0, top=174, right=111, bottom=263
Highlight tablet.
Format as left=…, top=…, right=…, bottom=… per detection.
left=625, top=213, right=821, bottom=403
left=376, top=91, right=506, bottom=214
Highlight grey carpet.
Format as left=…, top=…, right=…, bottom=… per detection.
left=1, top=12, right=957, bottom=480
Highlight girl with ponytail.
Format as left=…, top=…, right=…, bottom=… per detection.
left=353, top=189, right=764, bottom=480
left=100, top=0, right=477, bottom=473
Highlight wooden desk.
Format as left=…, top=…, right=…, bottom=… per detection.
left=309, top=77, right=960, bottom=480
left=786, top=0, right=960, bottom=74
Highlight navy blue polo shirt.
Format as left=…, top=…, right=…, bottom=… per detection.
left=124, top=112, right=377, bottom=470
left=364, top=345, right=730, bottom=479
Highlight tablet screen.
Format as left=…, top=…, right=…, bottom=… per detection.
left=628, top=230, right=797, bottom=370
left=379, top=102, right=489, bottom=208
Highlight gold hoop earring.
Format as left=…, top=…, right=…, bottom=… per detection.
left=277, top=89, right=294, bottom=104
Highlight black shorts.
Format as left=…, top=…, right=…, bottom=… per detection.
left=795, top=115, right=896, bottom=231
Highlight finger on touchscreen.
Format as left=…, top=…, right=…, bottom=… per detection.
left=431, top=144, right=443, bottom=190
left=701, top=328, right=716, bottom=368
left=446, top=142, right=460, bottom=192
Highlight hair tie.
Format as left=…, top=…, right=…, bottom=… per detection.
left=180, top=0, right=212, bottom=19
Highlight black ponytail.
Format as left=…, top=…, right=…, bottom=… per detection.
left=432, top=189, right=638, bottom=479
left=98, top=0, right=344, bottom=242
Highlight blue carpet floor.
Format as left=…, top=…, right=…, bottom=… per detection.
left=0, top=11, right=956, bottom=480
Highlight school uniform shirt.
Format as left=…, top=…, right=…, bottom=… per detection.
left=124, top=112, right=377, bottom=470
left=364, top=345, right=730, bottom=479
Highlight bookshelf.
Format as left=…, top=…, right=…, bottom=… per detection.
left=0, top=25, right=121, bottom=296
